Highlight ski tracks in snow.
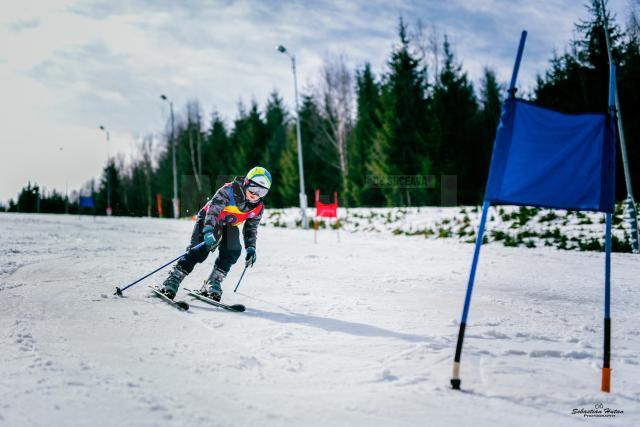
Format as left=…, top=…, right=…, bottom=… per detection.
left=2, top=213, right=640, bottom=426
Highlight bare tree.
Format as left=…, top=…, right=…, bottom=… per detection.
left=629, top=0, right=640, bottom=40
left=140, top=135, right=155, bottom=217
left=114, top=153, right=129, bottom=212
left=318, top=54, right=354, bottom=199
left=411, top=19, right=440, bottom=86
left=186, top=100, right=203, bottom=192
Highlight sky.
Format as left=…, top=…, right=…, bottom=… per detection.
left=0, top=0, right=633, bottom=203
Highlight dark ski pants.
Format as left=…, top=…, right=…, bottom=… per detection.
left=177, top=221, right=242, bottom=274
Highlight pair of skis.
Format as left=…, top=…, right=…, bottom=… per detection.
left=149, top=286, right=245, bottom=312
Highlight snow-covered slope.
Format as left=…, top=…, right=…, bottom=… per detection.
left=1, top=212, right=638, bottom=426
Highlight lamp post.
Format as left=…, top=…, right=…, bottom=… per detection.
left=160, top=94, right=179, bottom=219
left=276, top=44, right=308, bottom=229
left=98, top=125, right=112, bottom=216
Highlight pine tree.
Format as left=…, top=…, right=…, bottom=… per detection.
left=278, top=126, right=301, bottom=207
left=535, top=0, right=637, bottom=198
left=97, top=158, right=124, bottom=215
left=297, top=94, right=341, bottom=207
left=264, top=91, right=289, bottom=207
left=350, top=63, right=381, bottom=206
left=205, top=111, right=232, bottom=189
left=16, top=182, right=40, bottom=213
left=428, top=36, right=480, bottom=204
left=230, top=101, right=267, bottom=175
left=536, top=0, right=623, bottom=112
left=619, top=20, right=640, bottom=201
left=370, top=18, right=428, bottom=206
left=126, top=161, right=148, bottom=216
left=477, top=67, right=503, bottom=193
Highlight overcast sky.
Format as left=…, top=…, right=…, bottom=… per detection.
left=0, top=0, right=633, bottom=203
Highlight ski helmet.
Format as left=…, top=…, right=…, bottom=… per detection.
left=244, top=166, right=272, bottom=198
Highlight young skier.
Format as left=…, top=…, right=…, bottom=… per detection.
left=158, top=166, right=271, bottom=301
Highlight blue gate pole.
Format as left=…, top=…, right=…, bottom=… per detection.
left=451, top=201, right=490, bottom=389
left=609, top=64, right=616, bottom=108
left=508, top=31, right=528, bottom=98
left=451, top=30, right=527, bottom=391
left=600, top=62, right=615, bottom=393
left=602, top=0, right=639, bottom=253
left=601, top=213, right=613, bottom=392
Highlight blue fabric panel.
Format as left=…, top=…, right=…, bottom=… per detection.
left=484, top=100, right=616, bottom=213
left=484, top=99, right=517, bottom=201
left=79, top=196, right=94, bottom=208
left=599, top=116, right=617, bottom=212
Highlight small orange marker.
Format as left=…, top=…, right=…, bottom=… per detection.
left=601, top=367, right=611, bottom=392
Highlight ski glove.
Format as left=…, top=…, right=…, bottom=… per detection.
left=245, top=246, right=256, bottom=267
left=202, top=225, right=217, bottom=249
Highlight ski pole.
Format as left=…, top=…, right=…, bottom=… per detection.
left=233, top=264, right=249, bottom=293
left=114, top=242, right=207, bottom=296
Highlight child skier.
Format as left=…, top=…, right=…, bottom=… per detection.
left=159, top=166, right=271, bottom=302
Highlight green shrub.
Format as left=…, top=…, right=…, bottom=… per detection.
left=579, top=238, right=602, bottom=251
left=438, top=227, right=452, bottom=238
left=578, top=217, right=593, bottom=225
left=517, top=206, right=538, bottom=226
left=539, top=211, right=558, bottom=222
left=612, top=235, right=632, bottom=253
left=492, top=230, right=507, bottom=241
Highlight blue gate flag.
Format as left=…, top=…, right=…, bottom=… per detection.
left=79, top=196, right=94, bottom=208
left=484, top=99, right=616, bottom=213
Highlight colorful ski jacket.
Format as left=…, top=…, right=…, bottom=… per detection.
left=197, top=177, right=264, bottom=248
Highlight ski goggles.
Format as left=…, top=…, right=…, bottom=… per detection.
left=246, top=181, right=269, bottom=198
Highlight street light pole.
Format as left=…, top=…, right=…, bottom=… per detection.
left=276, top=44, right=308, bottom=229
left=161, top=94, right=179, bottom=219
left=58, top=146, right=69, bottom=214
left=98, top=125, right=112, bottom=216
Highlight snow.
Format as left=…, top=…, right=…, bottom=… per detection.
left=264, top=205, right=636, bottom=252
left=1, top=212, right=639, bottom=426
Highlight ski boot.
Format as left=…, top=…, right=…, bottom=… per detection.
left=160, top=265, right=187, bottom=300
left=202, top=266, right=226, bottom=302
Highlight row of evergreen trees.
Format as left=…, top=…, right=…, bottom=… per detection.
left=5, top=2, right=639, bottom=216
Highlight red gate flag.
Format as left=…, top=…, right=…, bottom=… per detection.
left=315, top=189, right=338, bottom=218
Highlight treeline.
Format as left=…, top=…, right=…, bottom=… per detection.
left=2, top=182, right=70, bottom=214
left=5, top=1, right=639, bottom=216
